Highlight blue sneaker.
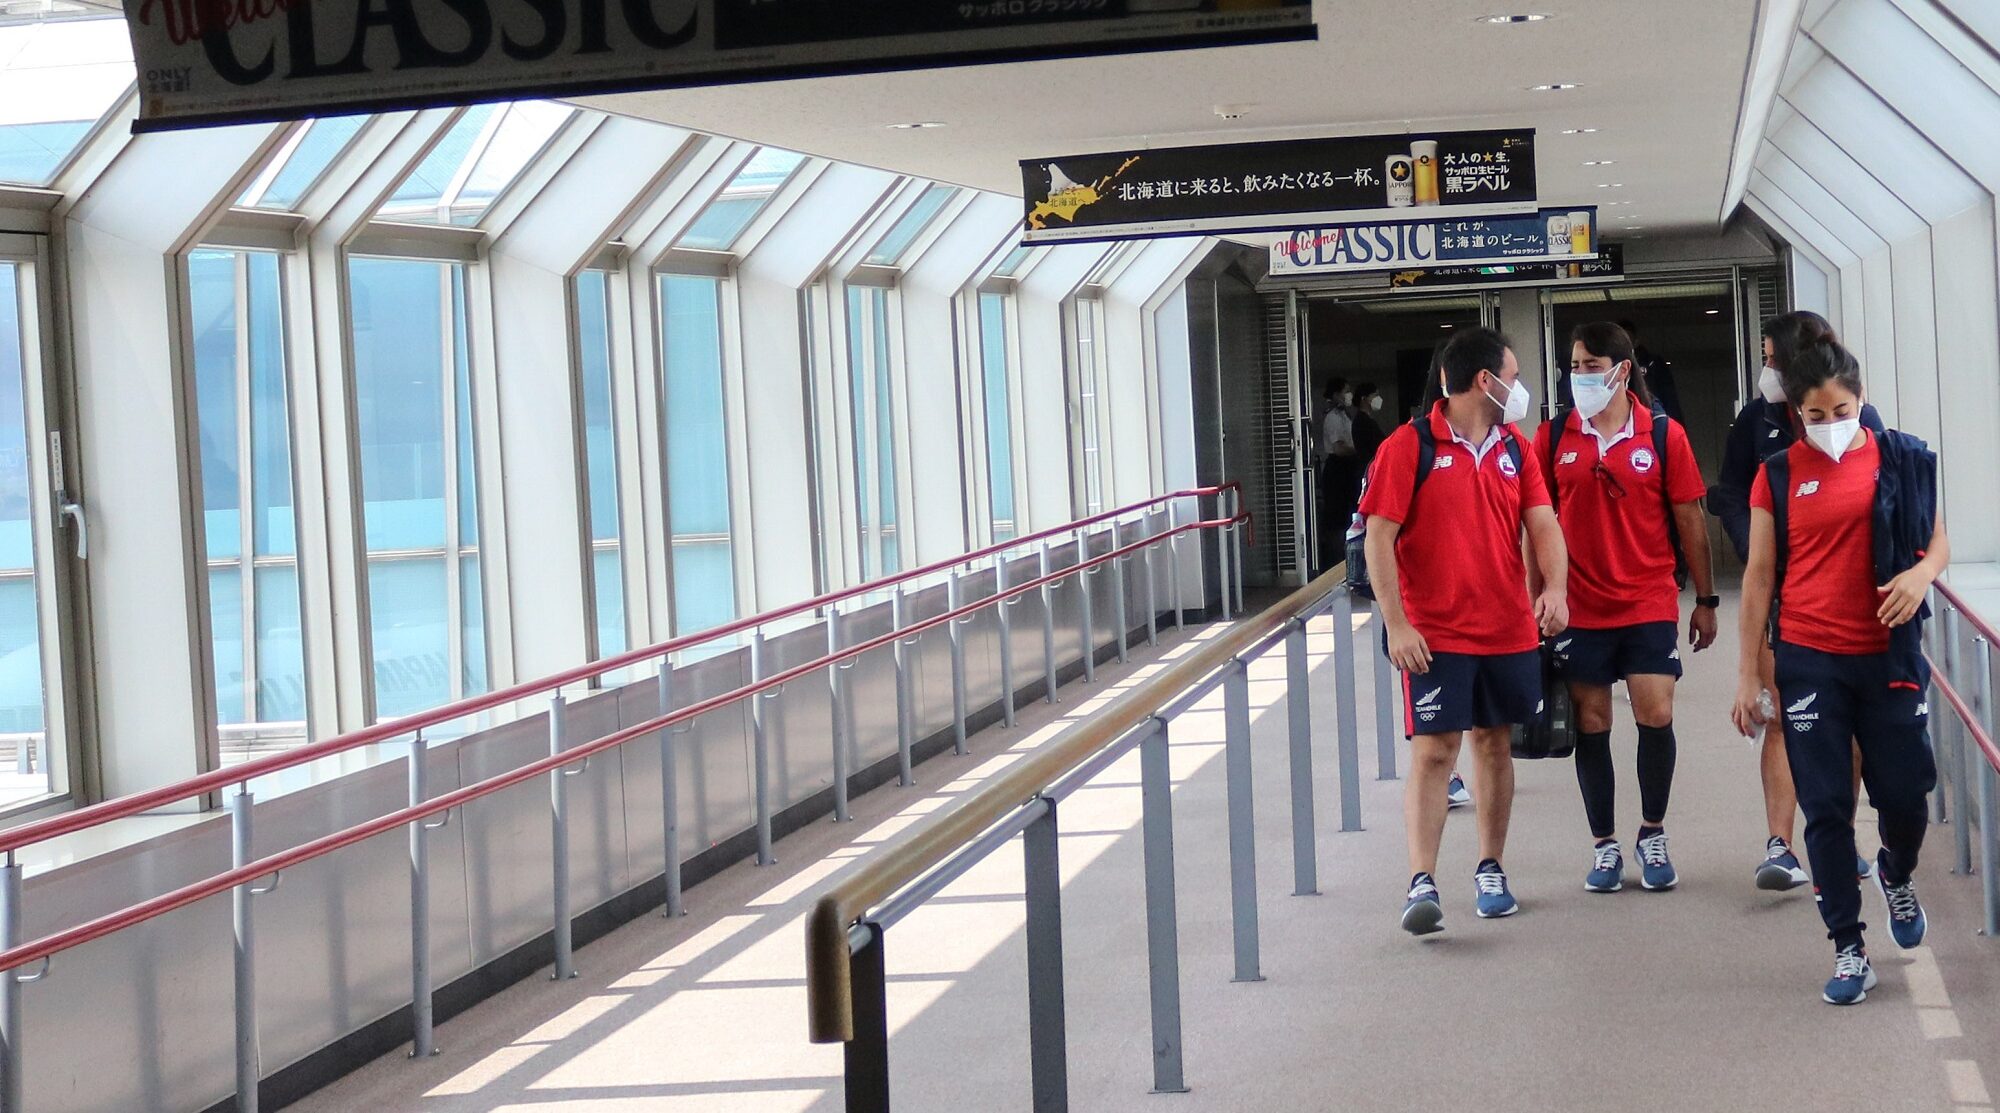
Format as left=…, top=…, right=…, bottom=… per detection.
left=1474, top=860, right=1518, bottom=918
left=1446, top=772, right=1472, bottom=810
left=1637, top=830, right=1678, bottom=891
left=1584, top=840, right=1623, bottom=893
left=1401, top=873, right=1443, bottom=935
left=1822, top=944, right=1877, bottom=1005
left=1755, top=837, right=1810, bottom=891
left=1876, top=851, right=1927, bottom=949
left=1857, top=852, right=1874, bottom=880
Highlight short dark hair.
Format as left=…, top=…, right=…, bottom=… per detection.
left=1569, top=320, right=1654, bottom=406
left=1439, top=327, right=1512, bottom=395
left=1617, top=318, right=1639, bottom=339
left=1324, top=376, right=1349, bottom=398
left=1353, top=380, right=1377, bottom=396
left=1762, top=310, right=1838, bottom=375
left=1782, top=335, right=1863, bottom=405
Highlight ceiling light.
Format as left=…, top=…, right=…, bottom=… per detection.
left=1529, top=83, right=1581, bottom=91
left=1478, top=13, right=1551, bottom=23
left=886, top=121, right=945, bottom=130
left=1562, top=127, right=1600, bottom=134
left=1596, top=182, right=1624, bottom=188
left=1440, top=323, right=1456, bottom=329
left=1705, top=309, right=1721, bottom=315
left=1583, top=160, right=1615, bottom=166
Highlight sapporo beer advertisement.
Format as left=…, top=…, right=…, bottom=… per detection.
left=122, top=0, right=1314, bottom=130
left=1019, top=129, right=1537, bottom=244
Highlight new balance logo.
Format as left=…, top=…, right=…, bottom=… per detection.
left=1768, top=429, right=1782, bottom=439
left=1560, top=451, right=1579, bottom=465
left=1787, top=693, right=1818, bottom=714
left=1433, top=455, right=1456, bottom=470
left=1414, top=687, right=1444, bottom=709
left=1915, top=702, right=1929, bottom=718
left=1669, top=649, right=1681, bottom=661
left=1796, top=480, right=1821, bottom=497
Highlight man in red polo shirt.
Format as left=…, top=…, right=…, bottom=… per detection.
left=1362, top=327, right=1569, bottom=935
left=1538, top=322, right=1717, bottom=897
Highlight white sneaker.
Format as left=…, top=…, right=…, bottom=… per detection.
left=1446, top=772, right=1472, bottom=810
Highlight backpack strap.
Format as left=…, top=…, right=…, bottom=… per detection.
left=1653, top=402, right=1689, bottom=586
left=1409, top=416, right=1438, bottom=515
left=1544, top=408, right=1572, bottom=506
left=1766, top=450, right=1792, bottom=638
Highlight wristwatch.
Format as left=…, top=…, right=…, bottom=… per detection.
left=1695, top=595, right=1721, bottom=609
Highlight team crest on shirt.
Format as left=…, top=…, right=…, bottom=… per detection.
left=1497, top=453, right=1518, bottom=478
left=1629, top=448, right=1656, bottom=473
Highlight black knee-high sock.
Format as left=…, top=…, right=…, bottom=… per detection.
left=1637, top=722, right=1678, bottom=825
left=1574, top=729, right=1616, bottom=839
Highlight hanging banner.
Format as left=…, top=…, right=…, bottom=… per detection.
left=1383, top=242, right=1626, bottom=292
left=124, top=0, right=1316, bottom=132
left=1267, top=207, right=1595, bottom=277
left=1020, top=128, right=1537, bottom=244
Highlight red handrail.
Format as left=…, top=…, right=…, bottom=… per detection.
left=1924, top=653, right=2000, bottom=773
left=0, top=513, right=1246, bottom=973
left=0, top=483, right=1244, bottom=857
left=1933, top=578, right=2000, bottom=648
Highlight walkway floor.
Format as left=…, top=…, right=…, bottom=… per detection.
left=293, top=603, right=2000, bottom=1113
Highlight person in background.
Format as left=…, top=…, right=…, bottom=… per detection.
left=1318, top=377, right=1358, bottom=575
left=1537, top=322, right=1717, bottom=894
left=1620, top=319, right=1685, bottom=425
left=1352, top=380, right=1388, bottom=467
left=1731, top=334, right=1946, bottom=1005
left=1362, top=327, right=1569, bottom=935
left=1712, top=311, right=1878, bottom=890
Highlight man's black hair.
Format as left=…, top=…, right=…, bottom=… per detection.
left=1439, top=327, right=1513, bottom=395
left=1324, top=376, right=1350, bottom=399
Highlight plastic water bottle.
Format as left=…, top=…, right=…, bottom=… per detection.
left=1747, top=689, right=1775, bottom=740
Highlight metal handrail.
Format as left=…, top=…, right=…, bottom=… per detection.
left=804, top=566, right=1336, bottom=1045
left=1926, top=655, right=2000, bottom=772
left=0, top=483, right=1244, bottom=857
left=1935, top=578, right=2000, bottom=654
left=0, top=513, right=1247, bottom=977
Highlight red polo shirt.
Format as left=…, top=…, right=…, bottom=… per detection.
left=1534, top=405, right=1706, bottom=629
left=1360, top=400, right=1550, bottom=656
left=1751, top=432, right=1888, bottom=655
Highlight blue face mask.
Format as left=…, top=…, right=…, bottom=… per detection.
left=1570, top=362, right=1626, bottom=420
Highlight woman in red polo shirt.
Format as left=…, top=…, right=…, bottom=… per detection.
left=1539, top=322, right=1717, bottom=895
left=1731, top=336, right=1948, bottom=1006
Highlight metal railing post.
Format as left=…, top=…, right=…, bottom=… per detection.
left=1111, top=528, right=1130, bottom=665
left=892, top=588, right=915, bottom=787
left=231, top=786, right=261, bottom=1112
left=659, top=661, right=686, bottom=917
left=1332, top=589, right=1363, bottom=833
left=996, top=557, right=1019, bottom=728
left=1142, top=515, right=1159, bottom=648
left=1078, top=536, right=1097, bottom=685
left=1230, top=488, right=1246, bottom=615
left=1949, top=609, right=1971, bottom=871
left=1223, top=660, right=1263, bottom=982
left=947, top=570, right=969, bottom=755
left=408, top=731, right=443, bottom=1056
left=1978, top=637, right=1998, bottom=938
left=1022, top=799, right=1069, bottom=1113
left=829, top=604, right=852, bottom=821
left=750, top=632, right=775, bottom=865
left=549, top=693, right=579, bottom=980
left=1039, top=542, right=1059, bottom=704
left=1217, top=498, right=1234, bottom=622
left=1167, top=503, right=1183, bottom=632
left=1371, top=601, right=1399, bottom=780
left=0, top=857, right=24, bottom=1113
left=1138, top=720, right=1188, bottom=1094
left=1284, top=618, right=1319, bottom=896
left=846, top=922, right=891, bottom=1113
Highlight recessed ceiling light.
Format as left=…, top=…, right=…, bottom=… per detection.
left=1478, top=13, right=1551, bottom=23
left=1529, top=83, right=1581, bottom=91
left=1440, top=323, right=1456, bottom=329
left=1705, top=308, right=1721, bottom=315
left=886, top=121, right=945, bottom=130
left=1562, top=127, right=1600, bottom=134
left=1596, top=182, right=1624, bottom=188
left=1583, top=160, right=1615, bottom=166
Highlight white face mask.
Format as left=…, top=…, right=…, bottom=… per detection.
left=1570, top=362, right=1627, bottom=421
left=1368, top=395, right=1385, bottom=413
left=1757, top=365, right=1787, bottom=405
left=1485, top=375, right=1531, bottom=425
left=1805, top=417, right=1862, bottom=462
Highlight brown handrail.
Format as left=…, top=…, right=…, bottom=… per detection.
left=0, top=513, right=1247, bottom=975
left=804, top=566, right=1338, bottom=1044
left=1927, top=653, right=2000, bottom=773
left=0, top=484, right=1244, bottom=856
left=1934, top=578, right=2000, bottom=649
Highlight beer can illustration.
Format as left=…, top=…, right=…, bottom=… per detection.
left=1410, top=140, right=1439, bottom=206
left=1546, top=212, right=1573, bottom=255
left=1386, top=155, right=1414, bottom=207
left=1568, top=211, right=1592, bottom=255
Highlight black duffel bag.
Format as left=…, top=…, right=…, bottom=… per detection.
left=1510, top=640, right=1576, bottom=759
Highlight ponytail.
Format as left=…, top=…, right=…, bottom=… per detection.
left=1780, top=335, right=1863, bottom=405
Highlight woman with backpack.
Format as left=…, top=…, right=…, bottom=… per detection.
left=1536, top=322, right=1717, bottom=894
left=1713, top=312, right=1877, bottom=890
left=1730, top=334, right=1948, bottom=1005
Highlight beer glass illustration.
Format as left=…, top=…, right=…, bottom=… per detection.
left=1410, top=140, right=1439, bottom=206
left=1568, top=211, right=1592, bottom=254
left=1546, top=212, right=1572, bottom=255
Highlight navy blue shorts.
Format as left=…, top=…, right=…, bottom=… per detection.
left=1403, top=650, right=1543, bottom=738
left=1554, top=622, right=1682, bottom=686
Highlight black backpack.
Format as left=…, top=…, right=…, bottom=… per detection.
left=1510, top=645, right=1577, bottom=759
left=1346, top=417, right=1524, bottom=601
left=1543, top=400, right=1690, bottom=589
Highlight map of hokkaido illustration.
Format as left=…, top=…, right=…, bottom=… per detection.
left=1029, top=157, right=1141, bottom=230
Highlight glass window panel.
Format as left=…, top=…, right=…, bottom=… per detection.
left=208, top=565, right=246, bottom=726
left=247, top=116, right=365, bottom=210
left=593, top=547, right=626, bottom=657
left=1076, top=299, right=1104, bottom=514
left=453, top=102, right=572, bottom=210
left=993, top=244, right=1034, bottom=277
left=578, top=271, right=626, bottom=653
left=0, top=575, right=42, bottom=737
left=368, top=557, right=449, bottom=720
left=452, top=268, right=478, bottom=547
left=253, top=564, right=306, bottom=724
left=246, top=252, right=294, bottom=558
left=674, top=147, right=805, bottom=251
left=660, top=274, right=737, bottom=631
left=845, top=286, right=899, bottom=580
left=0, top=19, right=132, bottom=186
left=866, top=184, right=954, bottom=265
left=351, top=258, right=448, bottom=553
left=385, top=105, right=495, bottom=212
left=461, top=554, right=486, bottom=696
left=0, top=262, right=47, bottom=769
left=378, top=102, right=571, bottom=225
left=978, top=293, right=1016, bottom=541
left=189, top=251, right=242, bottom=563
